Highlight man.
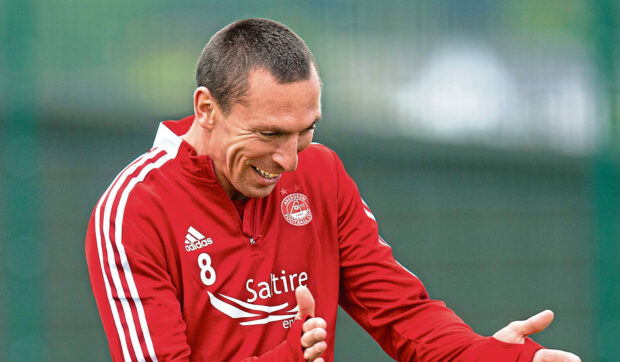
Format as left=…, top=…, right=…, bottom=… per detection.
left=85, top=18, right=580, bottom=361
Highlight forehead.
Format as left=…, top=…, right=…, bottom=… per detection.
left=233, top=68, right=322, bottom=130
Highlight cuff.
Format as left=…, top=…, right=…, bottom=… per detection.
left=241, top=316, right=308, bottom=362
left=462, top=337, right=544, bottom=362
left=286, top=317, right=308, bottom=361
left=475, top=337, right=543, bottom=362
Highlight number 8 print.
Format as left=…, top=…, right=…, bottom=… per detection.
left=198, top=253, right=216, bottom=286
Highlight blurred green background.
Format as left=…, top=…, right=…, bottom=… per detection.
left=1, top=0, right=619, bottom=360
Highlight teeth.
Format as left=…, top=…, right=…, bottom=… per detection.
left=253, top=166, right=279, bottom=179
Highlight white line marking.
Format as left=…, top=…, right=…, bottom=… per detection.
left=364, top=208, right=376, bottom=221
left=217, top=293, right=289, bottom=313
left=240, top=314, right=297, bottom=326
left=208, top=292, right=260, bottom=318
left=114, top=153, right=173, bottom=362
left=96, top=150, right=160, bottom=361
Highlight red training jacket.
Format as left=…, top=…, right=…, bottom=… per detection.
left=85, top=116, right=543, bottom=361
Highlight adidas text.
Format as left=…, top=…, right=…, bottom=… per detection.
left=184, top=226, right=213, bottom=252
left=185, top=238, right=213, bottom=252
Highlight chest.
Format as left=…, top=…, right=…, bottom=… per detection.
left=162, top=181, right=337, bottom=315
left=151, top=167, right=341, bottom=358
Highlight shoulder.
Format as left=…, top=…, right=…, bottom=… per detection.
left=293, top=143, right=349, bottom=192
left=87, top=148, right=175, bottom=265
left=94, top=147, right=178, bottom=220
left=298, top=142, right=339, bottom=167
left=298, top=142, right=350, bottom=176
left=117, top=147, right=176, bottom=189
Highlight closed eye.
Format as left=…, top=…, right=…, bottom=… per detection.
left=259, top=131, right=280, bottom=137
left=301, top=122, right=318, bottom=135
left=258, top=120, right=318, bottom=138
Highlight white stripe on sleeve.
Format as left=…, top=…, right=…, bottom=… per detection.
left=95, top=150, right=160, bottom=361
left=113, top=153, right=173, bottom=362
left=98, top=148, right=166, bottom=362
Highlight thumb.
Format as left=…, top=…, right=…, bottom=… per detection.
left=493, top=310, right=554, bottom=343
left=294, top=286, right=315, bottom=320
left=517, top=309, right=554, bottom=336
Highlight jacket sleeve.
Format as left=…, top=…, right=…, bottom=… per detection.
left=332, top=151, right=543, bottom=361
left=241, top=318, right=307, bottom=362
left=86, top=191, right=306, bottom=362
left=85, top=198, right=191, bottom=362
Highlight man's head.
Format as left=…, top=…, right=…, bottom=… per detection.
left=196, top=18, right=318, bottom=115
left=187, top=19, right=322, bottom=200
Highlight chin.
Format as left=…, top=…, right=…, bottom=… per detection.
left=240, top=185, right=277, bottom=199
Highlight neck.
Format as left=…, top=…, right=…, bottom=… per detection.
left=182, top=121, right=210, bottom=155
left=181, top=120, right=242, bottom=200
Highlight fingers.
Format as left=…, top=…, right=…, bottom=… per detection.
left=295, top=286, right=315, bottom=320
left=301, top=317, right=327, bottom=360
left=301, top=320, right=327, bottom=347
left=533, top=349, right=581, bottom=362
left=303, top=340, right=327, bottom=360
left=303, top=317, right=327, bottom=333
left=294, top=286, right=327, bottom=361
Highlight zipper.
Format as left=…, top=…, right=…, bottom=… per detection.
left=253, top=198, right=260, bottom=245
left=243, top=198, right=259, bottom=248
left=218, top=189, right=255, bottom=248
left=205, top=157, right=257, bottom=248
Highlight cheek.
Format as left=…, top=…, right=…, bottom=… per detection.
left=225, top=146, right=244, bottom=173
left=297, top=133, right=314, bottom=152
left=226, top=140, right=270, bottom=171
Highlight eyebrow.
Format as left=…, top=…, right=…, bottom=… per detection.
left=300, top=119, right=321, bottom=132
left=308, top=118, right=321, bottom=129
left=257, top=118, right=321, bottom=133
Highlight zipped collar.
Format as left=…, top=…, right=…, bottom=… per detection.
left=153, top=115, right=220, bottom=184
left=153, top=115, right=264, bottom=240
left=152, top=115, right=193, bottom=157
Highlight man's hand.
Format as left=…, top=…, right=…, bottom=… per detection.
left=493, top=310, right=580, bottom=362
left=295, top=286, right=327, bottom=362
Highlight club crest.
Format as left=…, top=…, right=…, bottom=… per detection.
left=281, top=193, right=312, bottom=226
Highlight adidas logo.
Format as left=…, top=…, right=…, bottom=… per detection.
left=185, top=226, right=213, bottom=252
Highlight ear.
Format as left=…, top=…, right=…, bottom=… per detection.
left=194, top=86, right=216, bottom=130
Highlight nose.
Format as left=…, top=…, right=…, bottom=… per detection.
left=272, top=136, right=299, bottom=172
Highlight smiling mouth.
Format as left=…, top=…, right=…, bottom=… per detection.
left=251, top=166, right=280, bottom=180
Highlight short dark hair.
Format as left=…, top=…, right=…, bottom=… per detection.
left=196, top=18, right=318, bottom=114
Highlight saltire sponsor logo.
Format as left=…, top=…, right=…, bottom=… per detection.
left=184, top=226, right=213, bottom=252
left=208, top=292, right=298, bottom=326
left=94, top=147, right=172, bottom=362
left=281, top=193, right=312, bottom=226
